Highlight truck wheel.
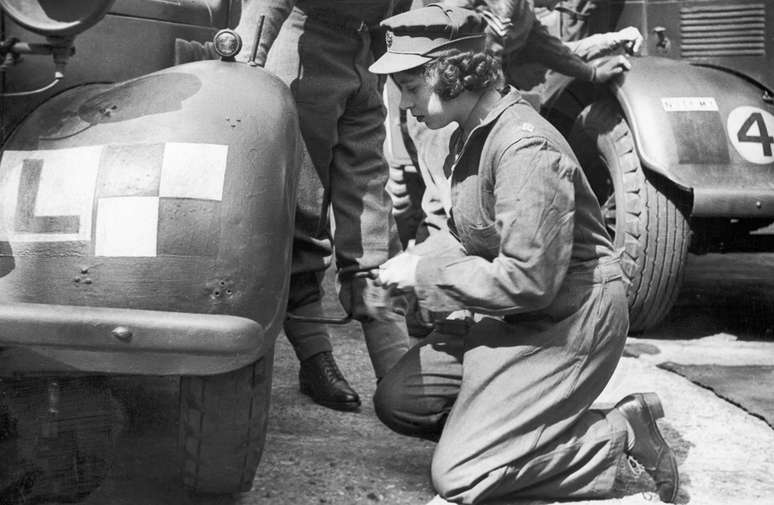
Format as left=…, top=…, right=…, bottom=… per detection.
left=0, top=378, right=116, bottom=504
left=178, top=353, right=273, bottom=494
left=569, top=99, right=691, bottom=332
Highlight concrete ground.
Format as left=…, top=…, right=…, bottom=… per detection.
left=69, top=252, right=774, bottom=505
left=241, top=332, right=774, bottom=505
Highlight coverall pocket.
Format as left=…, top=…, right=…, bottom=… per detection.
left=460, top=222, right=501, bottom=260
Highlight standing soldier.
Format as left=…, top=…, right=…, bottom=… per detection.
left=241, top=0, right=412, bottom=411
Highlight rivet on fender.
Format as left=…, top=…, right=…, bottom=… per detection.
left=112, top=326, right=133, bottom=342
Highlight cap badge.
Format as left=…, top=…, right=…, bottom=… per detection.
left=385, top=31, right=393, bottom=49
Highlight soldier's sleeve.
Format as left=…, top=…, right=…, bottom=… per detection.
left=240, top=0, right=295, bottom=66
left=566, top=33, right=620, bottom=61
left=478, top=0, right=536, bottom=56
left=519, top=21, right=596, bottom=81
left=392, top=0, right=415, bottom=15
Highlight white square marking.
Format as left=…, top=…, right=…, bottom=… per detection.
left=95, top=197, right=158, bottom=257
left=159, top=143, right=228, bottom=200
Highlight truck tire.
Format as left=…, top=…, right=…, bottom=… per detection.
left=569, top=99, right=691, bottom=332
left=178, top=353, right=273, bottom=494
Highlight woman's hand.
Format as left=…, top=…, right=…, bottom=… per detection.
left=375, top=252, right=421, bottom=292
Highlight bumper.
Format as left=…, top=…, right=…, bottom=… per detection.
left=0, top=303, right=266, bottom=376
left=692, top=187, right=774, bottom=218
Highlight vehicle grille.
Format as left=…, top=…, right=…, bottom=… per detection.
left=680, top=3, right=766, bottom=59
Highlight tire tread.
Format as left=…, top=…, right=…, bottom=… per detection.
left=571, top=99, right=690, bottom=332
left=178, top=357, right=272, bottom=494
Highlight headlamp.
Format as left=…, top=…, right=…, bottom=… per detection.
left=213, top=29, right=242, bottom=59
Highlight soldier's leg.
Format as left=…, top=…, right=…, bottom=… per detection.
left=328, top=33, right=409, bottom=380
left=266, top=9, right=361, bottom=410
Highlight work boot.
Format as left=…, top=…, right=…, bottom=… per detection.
left=299, top=351, right=361, bottom=411
left=615, top=393, right=679, bottom=503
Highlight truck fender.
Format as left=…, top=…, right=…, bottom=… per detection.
left=0, top=61, right=302, bottom=347
left=611, top=56, right=774, bottom=217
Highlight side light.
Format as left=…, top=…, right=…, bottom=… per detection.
left=212, top=29, right=242, bottom=60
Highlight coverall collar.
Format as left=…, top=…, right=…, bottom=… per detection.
left=451, top=86, right=524, bottom=170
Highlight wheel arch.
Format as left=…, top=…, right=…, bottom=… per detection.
left=546, top=56, right=774, bottom=219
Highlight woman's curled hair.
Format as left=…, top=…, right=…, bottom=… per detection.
left=425, top=49, right=502, bottom=100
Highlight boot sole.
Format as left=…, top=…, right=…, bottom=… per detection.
left=635, top=392, right=679, bottom=503
left=299, top=383, right=361, bottom=412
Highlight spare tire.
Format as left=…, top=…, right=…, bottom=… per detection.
left=569, top=98, right=691, bottom=332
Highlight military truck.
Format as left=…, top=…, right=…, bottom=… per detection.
left=544, top=0, right=774, bottom=331
left=1, top=0, right=299, bottom=500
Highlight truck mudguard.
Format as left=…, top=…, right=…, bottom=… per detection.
left=0, top=61, right=302, bottom=374
left=612, top=56, right=774, bottom=218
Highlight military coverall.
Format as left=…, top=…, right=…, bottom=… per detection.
left=407, top=31, right=639, bottom=237
left=374, top=89, right=631, bottom=503
left=247, top=0, right=412, bottom=378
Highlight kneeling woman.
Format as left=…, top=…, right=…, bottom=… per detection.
left=369, top=4, right=679, bottom=504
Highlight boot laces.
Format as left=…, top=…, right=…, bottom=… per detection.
left=627, top=455, right=645, bottom=477
left=318, top=352, right=345, bottom=383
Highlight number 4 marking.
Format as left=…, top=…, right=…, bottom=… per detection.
left=736, top=112, right=774, bottom=157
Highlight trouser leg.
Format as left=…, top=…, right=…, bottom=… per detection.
left=375, top=279, right=630, bottom=503
left=283, top=272, right=332, bottom=361
left=329, top=29, right=409, bottom=379
left=265, top=11, right=348, bottom=361
left=361, top=319, right=410, bottom=380
left=435, top=281, right=629, bottom=503
left=265, top=9, right=346, bottom=278
left=267, top=12, right=408, bottom=381
left=374, top=331, right=463, bottom=439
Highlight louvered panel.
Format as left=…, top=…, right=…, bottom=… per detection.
left=680, top=3, right=766, bottom=58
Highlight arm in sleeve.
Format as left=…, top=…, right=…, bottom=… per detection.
left=566, top=33, right=614, bottom=60
left=566, top=27, right=645, bottom=60
left=409, top=229, right=469, bottom=313
left=414, top=138, right=576, bottom=315
left=393, top=0, right=414, bottom=15
left=440, top=1, right=536, bottom=55
left=520, top=22, right=596, bottom=81
left=240, top=0, right=295, bottom=66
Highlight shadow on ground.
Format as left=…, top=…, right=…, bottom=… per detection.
left=641, top=253, right=774, bottom=341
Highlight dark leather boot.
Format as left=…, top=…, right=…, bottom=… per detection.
left=299, top=351, right=361, bottom=411
left=615, top=393, right=679, bottom=503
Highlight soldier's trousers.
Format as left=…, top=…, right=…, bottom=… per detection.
left=265, top=5, right=408, bottom=378
left=374, top=261, right=630, bottom=503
